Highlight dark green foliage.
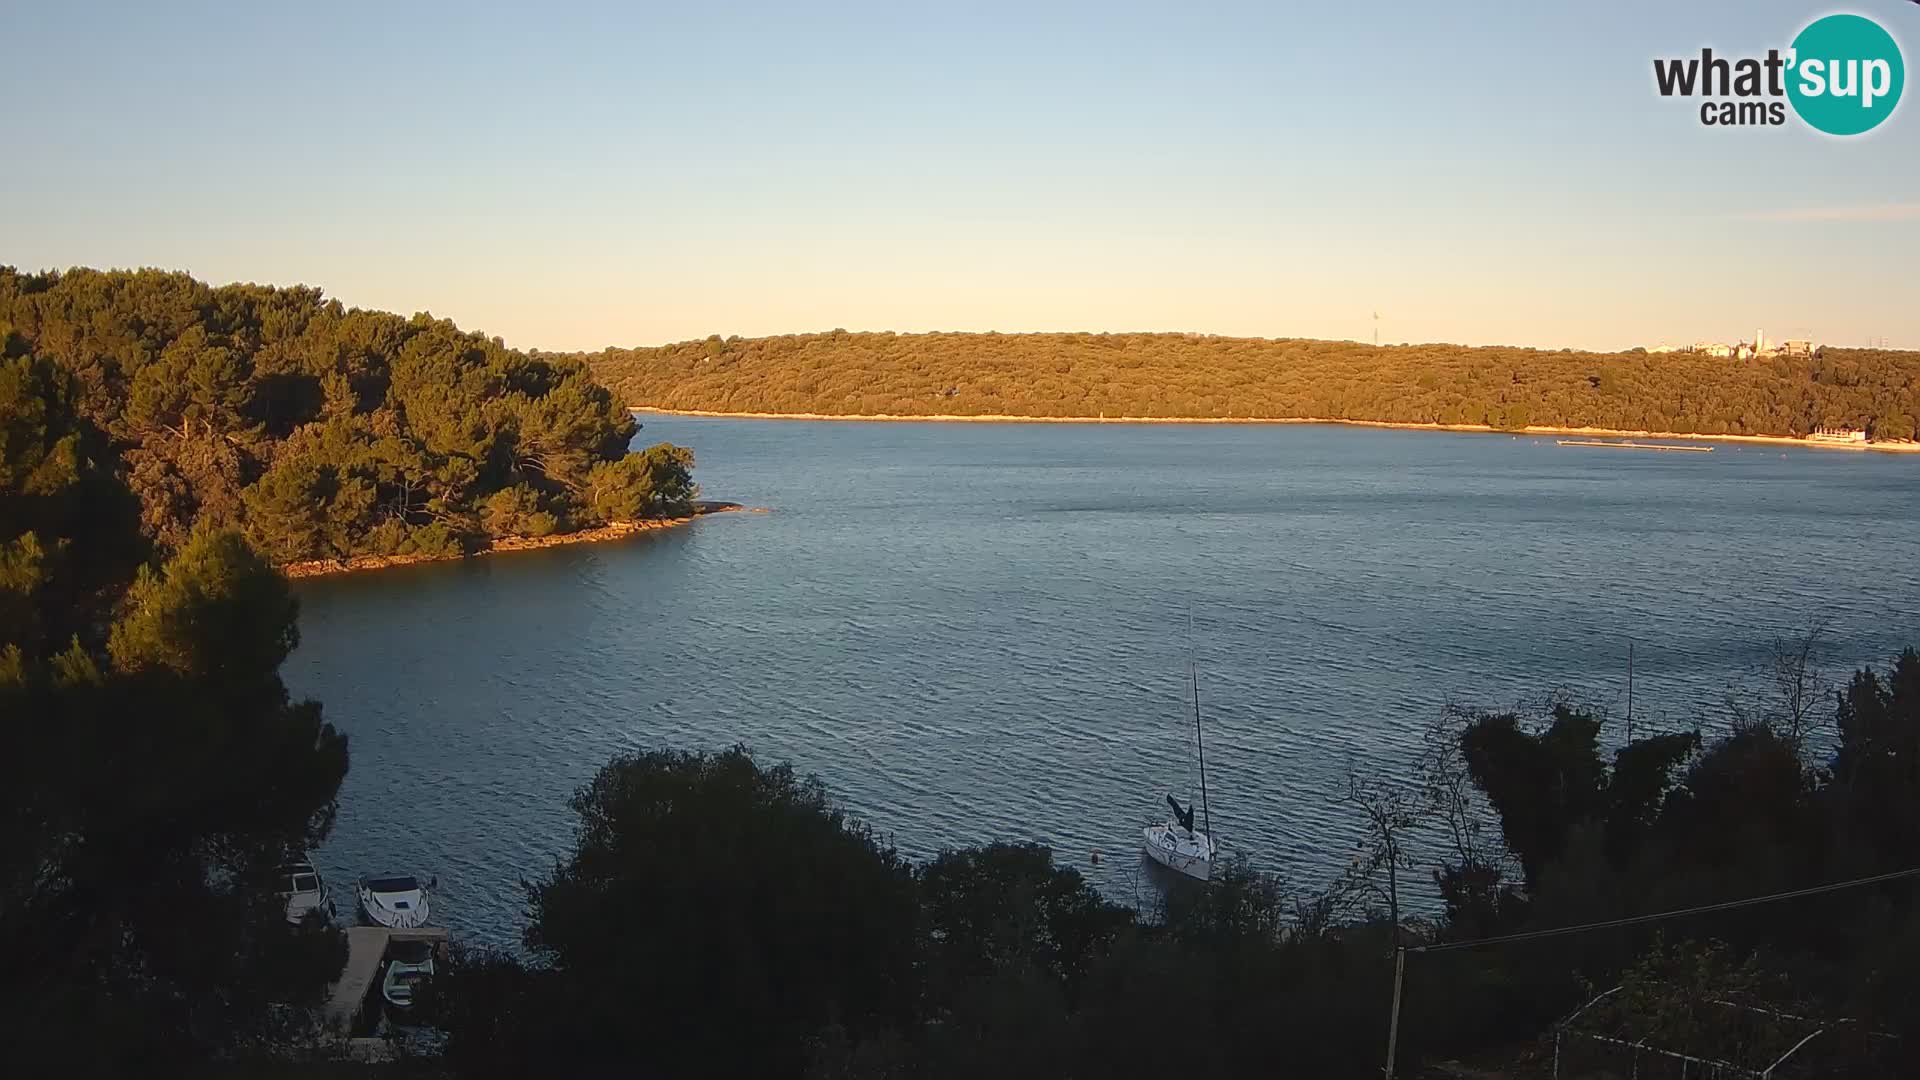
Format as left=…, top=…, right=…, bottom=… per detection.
left=1073, top=870, right=1433, bottom=1079
left=0, top=349, right=144, bottom=660
left=1831, top=649, right=1920, bottom=863
left=585, top=441, right=696, bottom=522
left=1, top=334, right=349, bottom=1073
left=0, top=267, right=696, bottom=563
left=1460, top=704, right=1698, bottom=887
left=1603, top=729, right=1704, bottom=863
left=1444, top=656, right=1920, bottom=1071
left=885, top=844, right=1133, bottom=1080
left=1653, top=725, right=1817, bottom=887
left=435, top=747, right=920, bottom=1079
left=1432, top=858, right=1527, bottom=942
left=586, top=331, right=1920, bottom=440
left=480, top=484, right=560, bottom=538
left=1, top=562, right=349, bottom=1071
left=1571, top=940, right=1798, bottom=1071
left=434, top=759, right=1142, bottom=1080
left=914, top=966, right=1075, bottom=1080
left=1159, top=855, right=1293, bottom=948
left=1461, top=705, right=1606, bottom=886
left=917, top=842, right=1131, bottom=1001
left=1073, top=937, right=1234, bottom=1075
left=108, top=528, right=300, bottom=682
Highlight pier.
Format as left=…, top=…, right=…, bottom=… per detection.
left=324, top=925, right=449, bottom=1033
left=1555, top=439, right=1714, bottom=453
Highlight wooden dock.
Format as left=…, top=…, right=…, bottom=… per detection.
left=1555, top=439, right=1713, bottom=453
left=323, top=925, right=449, bottom=1033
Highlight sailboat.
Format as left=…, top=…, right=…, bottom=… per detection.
left=1142, top=643, right=1218, bottom=881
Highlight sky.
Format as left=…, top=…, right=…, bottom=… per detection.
left=2, top=0, right=1916, bottom=352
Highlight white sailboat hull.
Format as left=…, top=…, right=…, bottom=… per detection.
left=1143, top=824, right=1215, bottom=881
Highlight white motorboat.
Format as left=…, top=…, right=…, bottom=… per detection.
left=278, top=860, right=335, bottom=925
left=1142, top=626, right=1218, bottom=882
left=359, top=873, right=434, bottom=929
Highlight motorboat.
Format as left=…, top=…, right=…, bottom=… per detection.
left=278, top=861, right=335, bottom=925
left=358, top=873, right=434, bottom=929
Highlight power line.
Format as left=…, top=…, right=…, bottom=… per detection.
left=1410, top=865, right=1920, bottom=955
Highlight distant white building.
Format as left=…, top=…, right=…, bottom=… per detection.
left=1753, top=330, right=1820, bottom=358
left=1810, top=426, right=1867, bottom=444
left=1643, top=333, right=1818, bottom=359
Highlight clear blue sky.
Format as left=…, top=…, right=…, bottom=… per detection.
left=3, top=0, right=1915, bottom=351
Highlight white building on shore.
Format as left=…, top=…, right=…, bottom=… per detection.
left=1644, top=330, right=1820, bottom=359
left=1810, top=426, right=1867, bottom=444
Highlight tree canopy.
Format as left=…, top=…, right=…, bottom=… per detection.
left=1, top=339, right=350, bottom=1072
left=0, top=267, right=697, bottom=566
left=583, top=330, right=1920, bottom=441
left=434, top=746, right=923, bottom=1079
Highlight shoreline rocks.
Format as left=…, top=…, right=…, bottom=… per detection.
left=280, top=501, right=753, bottom=580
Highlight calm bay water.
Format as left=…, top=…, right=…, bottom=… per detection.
left=286, top=418, right=1920, bottom=947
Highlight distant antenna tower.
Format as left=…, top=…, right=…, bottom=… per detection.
left=1373, top=311, right=1381, bottom=347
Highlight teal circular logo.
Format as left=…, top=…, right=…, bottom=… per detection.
left=1787, top=14, right=1904, bottom=135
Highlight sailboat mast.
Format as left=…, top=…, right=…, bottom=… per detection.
left=1626, top=640, right=1635, bottom=744
left=1192, top=658, right=1211, bottom=838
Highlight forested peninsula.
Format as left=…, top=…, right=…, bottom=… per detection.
left=0, top=267, right=698, bottom=572
left=581, top=331, right=1920, bottom=444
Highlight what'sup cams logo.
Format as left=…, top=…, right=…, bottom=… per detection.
left=1654, top=12, right=1904, bottom=134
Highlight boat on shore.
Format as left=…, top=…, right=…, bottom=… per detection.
left=278, top=859, right=335, bottom=925
left=359, top=874, right=435, bottom=929
left=1556, top=438, right=1713, bottom=453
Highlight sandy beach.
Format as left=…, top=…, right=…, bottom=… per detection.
left=631, top=408, right=1920, bottom=454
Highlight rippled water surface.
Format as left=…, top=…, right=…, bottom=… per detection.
left=285, top=418, right=1920, bottom=946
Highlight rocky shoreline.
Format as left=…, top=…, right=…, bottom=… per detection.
left=280, top=501, right=754, bottom=580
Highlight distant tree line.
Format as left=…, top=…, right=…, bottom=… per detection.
left=0, top=267, right=697, bottom=566
left=581, top=331, right=1920, bottom=441
left=427, top=642, right=1920, bottom=1079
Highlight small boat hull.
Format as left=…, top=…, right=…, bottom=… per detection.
left=286, top=887, right=334, bottom=926
left=1143, top=824, right=1215, bottom=881
left=279, top=861, right=335, bottom=925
